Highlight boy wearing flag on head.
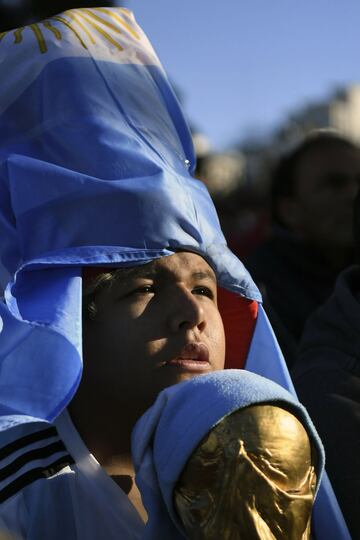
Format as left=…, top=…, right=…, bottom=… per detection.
left=0, top=5, right=349, bottom=539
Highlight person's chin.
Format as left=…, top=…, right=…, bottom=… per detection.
left=158, top=361, right=213, bottom=388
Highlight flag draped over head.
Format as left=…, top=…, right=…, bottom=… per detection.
left=0, top=6, right=260, bottom=424
left=0, top=8, right=351, bottom=539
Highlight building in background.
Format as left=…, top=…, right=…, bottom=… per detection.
left=281, top=85, right=360, bottom=145
left=194, top=84, right=360, bottom=260
left=241, top=84, right=360, bottom=191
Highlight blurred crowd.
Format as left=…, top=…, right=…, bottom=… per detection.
left=1, top=1, right=359, bottom=538
left=196, top=130, right=360, bottom=538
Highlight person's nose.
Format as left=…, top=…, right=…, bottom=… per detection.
left=168, top=286, right=206, bottom=334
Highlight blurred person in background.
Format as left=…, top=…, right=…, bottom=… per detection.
left=246, top=131, right=360, bottom=349
left=194, top=151, right=270, bottom=260
left=291, top=188, right=360, bottom=539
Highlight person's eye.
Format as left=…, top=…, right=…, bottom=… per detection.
left=119, top=284, right=155, bottom=299
left=133, top=284, right=155, bottom=295
left=192, top=286, right=215, bottom=300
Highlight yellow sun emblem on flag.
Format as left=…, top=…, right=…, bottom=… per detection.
left=0, top=7, right=140, bottom=54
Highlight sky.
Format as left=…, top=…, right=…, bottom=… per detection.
left=127, top=1, right=360, bottom=150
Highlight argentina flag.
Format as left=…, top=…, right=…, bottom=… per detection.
left=0, top=7, right=351, bottom=539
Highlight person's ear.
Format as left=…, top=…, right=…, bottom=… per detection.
left=276, top=197, right=300, bottom=230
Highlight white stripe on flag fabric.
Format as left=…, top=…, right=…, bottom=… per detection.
left=0, top=8, right=161, bottom=115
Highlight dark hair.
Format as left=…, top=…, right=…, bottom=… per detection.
left=270, top=132, right=358, bottom=227
left=353, top=190, right=360, bottom=260
left=0, top=1, right=120, bottom=31
left=82, top=266, right=134, bottom=321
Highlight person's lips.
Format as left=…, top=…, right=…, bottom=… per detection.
left=165, top=342, right=211, bottom=372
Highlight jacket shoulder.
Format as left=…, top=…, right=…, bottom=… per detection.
left=0, top=420, right=74, bottom=505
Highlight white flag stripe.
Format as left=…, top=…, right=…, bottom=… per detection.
left=0, top=8, right=161, bottom=115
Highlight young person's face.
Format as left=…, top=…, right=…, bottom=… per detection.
left=81, top=252, right=225, bottom=414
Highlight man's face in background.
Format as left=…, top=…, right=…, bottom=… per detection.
left=283, top=142, right=360, bottom=253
